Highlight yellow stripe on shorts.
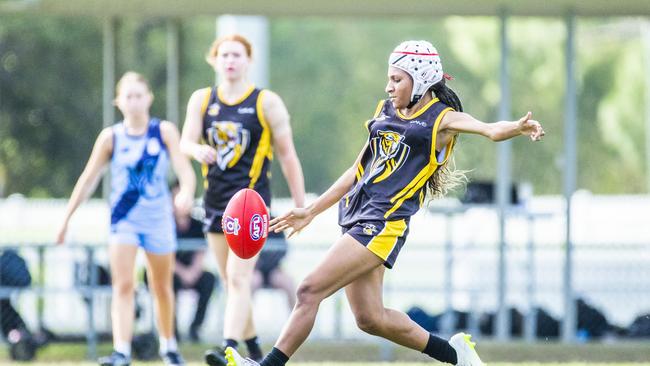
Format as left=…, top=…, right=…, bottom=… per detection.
left=366, top=219, right=407, bottom=261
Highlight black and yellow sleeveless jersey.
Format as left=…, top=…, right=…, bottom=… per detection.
left=201, top=85, right=272, bottom=211
left=339, top=97, right=455, bottom=227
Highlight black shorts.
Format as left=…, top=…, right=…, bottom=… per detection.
left=342, top=219, right=410, bottom=269
left=203, top=204, right=225, bottom=234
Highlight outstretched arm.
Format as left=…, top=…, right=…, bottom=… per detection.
left=264, top=90, right=306, bottom=208
left=56, top=128, right=113, bottom=244
left=440, top=110, right=545, bottom=143
left=269, top=142, right=368, bottom=237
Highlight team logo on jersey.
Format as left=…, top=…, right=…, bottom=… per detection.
left=365, top=130, right=410, bottom=184
left=249, top=214, right=268, bottom=241
left=207, top=121, right=250, bottom=170
left=126, top=150, right=163, bottom=200
left=208, top=103, right=220, bottom=117
left=362, top=223, right=378, bottom=236
left=146, top=138, right=161, bottom=156
left=223, top=216, right=241, bottom=235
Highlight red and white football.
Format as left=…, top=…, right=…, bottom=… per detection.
left=221, top=188, right=269, bottom=259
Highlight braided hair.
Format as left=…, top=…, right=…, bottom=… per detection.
left=431, top=79, right=463, bottom=112
left=425, top=80, right=468, bottom=199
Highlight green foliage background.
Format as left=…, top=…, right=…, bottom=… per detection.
left=0, top=16, right=645, bottom=197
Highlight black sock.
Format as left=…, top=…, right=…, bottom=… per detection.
left=260, top=347, right=289, bottom=366
left=223, top=338, right=239, bottom=350
left=245, top=336, right=263, bottom=361
left=422, top=333, right=457, bottom=364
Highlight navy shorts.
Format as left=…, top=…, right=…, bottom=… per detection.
left=203, top=205, right=225, bottom=234
left=342, top=219, right=410, bottom=269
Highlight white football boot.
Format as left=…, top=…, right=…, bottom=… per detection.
left=449, top=332, right=485, bottom=366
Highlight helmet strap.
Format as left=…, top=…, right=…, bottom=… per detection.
left=407, top=95, right=421, bottom=109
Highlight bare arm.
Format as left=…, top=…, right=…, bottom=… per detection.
left=263, top=90, right=306, bottom=208
left=56, top=127, right=113, bottom=244
left=269, top=142, right=368, bottom=237
left=161, top=121, right=196, bottom=214
left=180, top=88, right=217, bottom=164
left=439, top=110, right=545, bottom=145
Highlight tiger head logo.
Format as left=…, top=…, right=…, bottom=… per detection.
left=365, top=130, right=410, bottom=184
left=378, top=131, right=404, bottom=159
left=207, top=121, right=250, bottom=170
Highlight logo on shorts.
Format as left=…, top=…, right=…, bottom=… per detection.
left=223, top=216, right=240, bottom=235
left=362, top=223, right=378, bottom=236
left=249, top=214, right=268, bottom=241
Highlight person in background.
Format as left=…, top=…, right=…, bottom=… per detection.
left=0, top=249, right=53, bottom=361
left=180, top=34, right=305, bottom=365
left=57, top=71, right=196, bottom=366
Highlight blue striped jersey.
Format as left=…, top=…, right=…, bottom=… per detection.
left=109, top=118, right=173, bottom=228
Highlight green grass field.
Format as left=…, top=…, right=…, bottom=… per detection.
left=2, top=341, right=649, bottom=365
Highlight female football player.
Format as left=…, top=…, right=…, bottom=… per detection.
left=180, top=34, right=305, bottom=364
left=227, top=40, right=544, bottom=366
left=57, top=72, right=195, bottom=366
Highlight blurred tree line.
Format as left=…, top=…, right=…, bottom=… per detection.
left=0, top=15, right=646, bottom=198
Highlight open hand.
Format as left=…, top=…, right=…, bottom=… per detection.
left=269, top=207, right=314, bottom=238
left=518, top=111, right=545, bottom=141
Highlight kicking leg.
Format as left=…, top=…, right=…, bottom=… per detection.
left=346, top=266, right=482, bottom=366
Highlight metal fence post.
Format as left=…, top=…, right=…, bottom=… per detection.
left=562, top=12, right=578, bottom=343
left=86, top=246, right=98, bottom=360
left=524, top=213, right=537, bottom=342
left=496, top=9, right=512, bottom=341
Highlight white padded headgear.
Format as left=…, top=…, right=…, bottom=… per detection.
left=388, top=40, right=443, bottom=106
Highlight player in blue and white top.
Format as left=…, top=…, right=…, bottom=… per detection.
left=57, top=72, right=196, bottom=366
left=226, top=41, right=544, bottom=366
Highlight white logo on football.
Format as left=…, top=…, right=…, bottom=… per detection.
left=223, top=216, right=240, bottom=235
left=250, top=214, right=264, bottom=241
